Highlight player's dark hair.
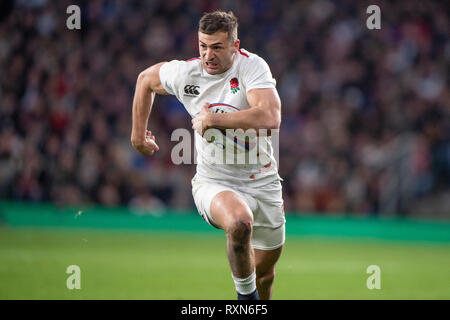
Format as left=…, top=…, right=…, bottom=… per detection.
left=199, top=10, right=238, bottom=41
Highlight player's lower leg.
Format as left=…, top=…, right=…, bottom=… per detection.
left=255, top=270, right=275, bottom=300
left=226, top=220, right=259, bottom=300
left=209, top=191, right=259, bottom=300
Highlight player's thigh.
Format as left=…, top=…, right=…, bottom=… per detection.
left=254, top=245, right=283, bottom=278
left=192, top=178, right=253, bottom=231
left=252, top=223, right=285, bottom=251
left=252, top=224, right=284, bottom=277
left=210, top=190, right=254, bottom=232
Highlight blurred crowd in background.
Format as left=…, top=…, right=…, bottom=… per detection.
left=0, top=0, right=448, bottom=217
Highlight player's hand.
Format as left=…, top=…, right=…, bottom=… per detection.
left=131, top=130, right=159, bottom=156
left=192, top=103, right=210, bottom=136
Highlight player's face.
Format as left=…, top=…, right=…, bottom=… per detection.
left=198, top=31, right=240, bottom=75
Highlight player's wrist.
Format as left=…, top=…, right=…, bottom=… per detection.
left=131, top=131, right=145, bottom=147
left=205, top=112, right=215, bottom=130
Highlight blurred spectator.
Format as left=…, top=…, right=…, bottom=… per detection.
left=0, top=0, right=448, bottom=217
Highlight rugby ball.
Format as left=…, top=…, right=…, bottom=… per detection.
left=206, top=103, right=257, bottom=153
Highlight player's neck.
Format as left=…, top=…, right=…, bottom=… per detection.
left=222, top=52, right=236, bottom=73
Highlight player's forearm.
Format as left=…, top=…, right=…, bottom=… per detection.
left=207, top=106, right=280, bottom=132
left=131, top=74, right=155, bottom=145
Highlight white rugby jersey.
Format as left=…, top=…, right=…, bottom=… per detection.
left=159, top=48, right=281, bottom=185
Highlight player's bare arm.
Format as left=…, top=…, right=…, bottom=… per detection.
left=191, top=87, right=281, bottom=136
left=131, top=62, right=168, bottom=156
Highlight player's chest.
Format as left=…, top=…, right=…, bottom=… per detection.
left=182, top=75, right=249, bottom=115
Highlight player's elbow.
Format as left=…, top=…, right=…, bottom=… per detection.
left=269, top=112, right=281, bottom=130
left=264, top=109, right=281, bottom=130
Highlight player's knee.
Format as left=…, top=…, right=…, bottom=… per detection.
left=227, top=214, right=253, bottom=244
left=229, top=219, right=252, bottom=240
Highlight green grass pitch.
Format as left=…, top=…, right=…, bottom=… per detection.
left=0, top=226, right=449, bottom=299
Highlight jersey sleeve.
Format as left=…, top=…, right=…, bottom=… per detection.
left=242, top=56, right=276, bottom=92
left=159, top=60, right=185, bottom=98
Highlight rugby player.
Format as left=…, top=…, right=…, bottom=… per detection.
left=131, top=10, right=284, bottom=300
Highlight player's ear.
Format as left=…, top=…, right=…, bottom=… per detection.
left=233, top=39, right=240, bottom=52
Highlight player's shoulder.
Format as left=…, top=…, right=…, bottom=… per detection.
left=184, top=57, right=202, bottom=66
left=237, top=48, right=270, bottom=70
left=162, top=57, right=202, bottom=76
left=182, top=57, right=202, bottom=74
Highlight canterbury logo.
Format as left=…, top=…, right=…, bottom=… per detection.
left=184, top=85, right=200, bottom=96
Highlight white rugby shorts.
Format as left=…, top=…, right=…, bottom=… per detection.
left=191, top=175, right=285, bottom=250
